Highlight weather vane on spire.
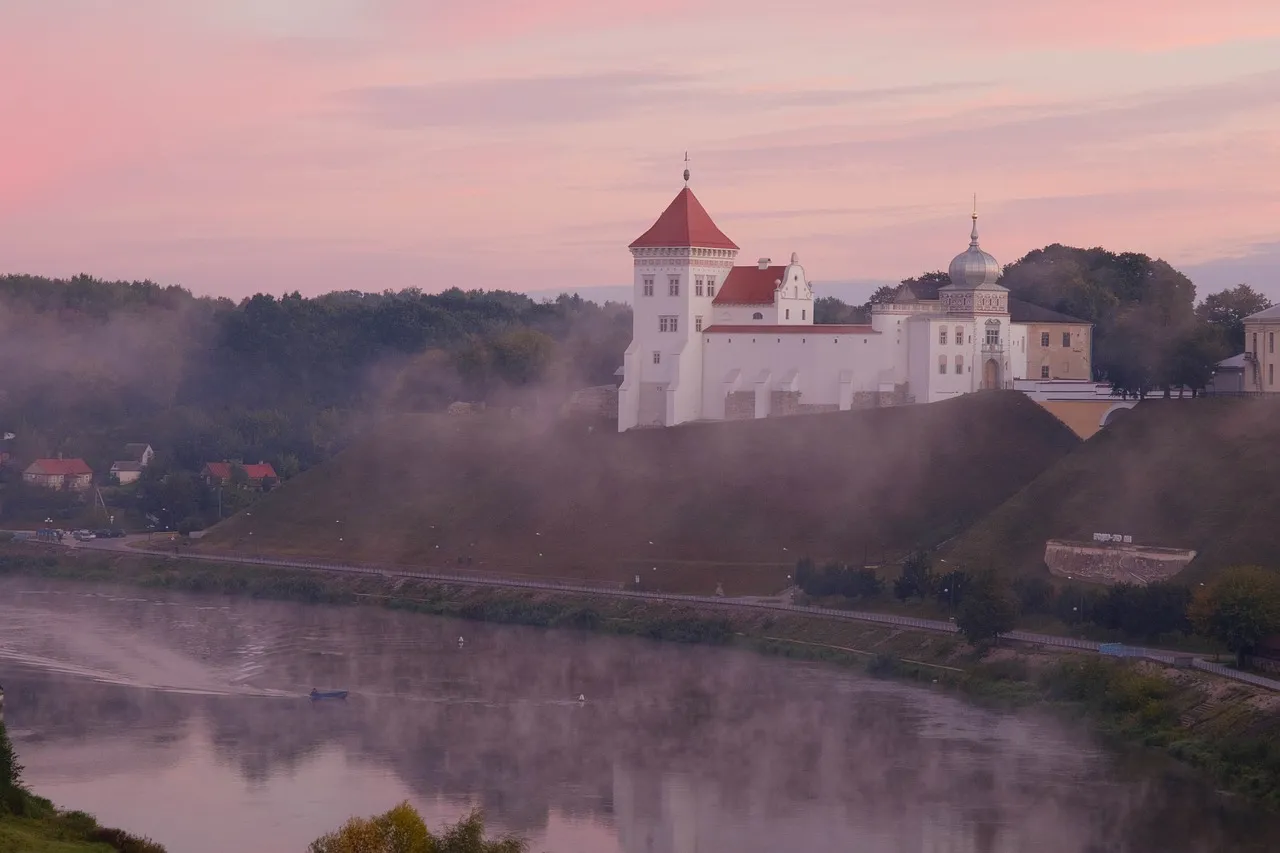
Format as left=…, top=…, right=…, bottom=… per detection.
left=970, top=193, right=980, bottom=247
left=683, top=151, right=690, bottom=186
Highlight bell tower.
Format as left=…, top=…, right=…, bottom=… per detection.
left=618, top=161, right=739, bottom=430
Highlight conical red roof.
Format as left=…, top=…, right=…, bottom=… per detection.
left=629, top=187, right=739, bottom=250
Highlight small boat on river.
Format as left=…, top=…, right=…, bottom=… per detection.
left=309, top=689, right=349, bottom=701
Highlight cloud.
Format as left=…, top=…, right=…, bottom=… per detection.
left=336, top=73, right=991, bottom=129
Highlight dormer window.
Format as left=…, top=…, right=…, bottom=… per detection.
left=752, top=312, right=764, bottom=320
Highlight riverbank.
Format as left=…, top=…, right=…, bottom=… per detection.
left=0, top=723, right=166, bottom=853
left=4, top=544, right=1280, bottom=808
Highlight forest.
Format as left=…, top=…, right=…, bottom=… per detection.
left=0, top=242, right=1266, bottom=529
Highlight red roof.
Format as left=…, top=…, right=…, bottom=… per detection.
left=205, top=462, right=278, bottom=481
left=703, top=325, right=879, bottom=335
left=25, top=458, right=93, bottom=476
left=630, top=187, right=738, bottom=250
left=712, top=265, right=788, bottom=305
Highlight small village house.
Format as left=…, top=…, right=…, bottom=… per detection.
left=108, top=442, right=155, bottom=485
left=23, top=458, right=94, bottom=491
left=109, top=461, right=144, bottom=485
left=123, top=443, right=155, bottom=467
left=203, top=461, right=279, bottom=489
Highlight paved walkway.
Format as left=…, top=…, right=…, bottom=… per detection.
left=67, top=537, right=1280, bottom=693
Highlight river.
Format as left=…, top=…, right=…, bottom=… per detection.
left=1, top=577, right=1277, bottom=853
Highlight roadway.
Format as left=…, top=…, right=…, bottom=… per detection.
left=52, top=533, right=1280, bottom=693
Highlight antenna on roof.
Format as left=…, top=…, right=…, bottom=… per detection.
left=683, top=151, right=690, bottom=186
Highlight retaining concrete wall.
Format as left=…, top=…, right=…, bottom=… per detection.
left=1044, top=539, right=1196, bottom=585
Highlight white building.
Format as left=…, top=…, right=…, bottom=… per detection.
left=617, top=179, right=1079, bottom=431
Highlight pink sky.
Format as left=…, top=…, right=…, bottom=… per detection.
left=2, top=0, right=1279, bottom=301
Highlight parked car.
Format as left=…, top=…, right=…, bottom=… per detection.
left=94, top=529, right=113, bottom=538
left=73, top=530, right=95, bottom=541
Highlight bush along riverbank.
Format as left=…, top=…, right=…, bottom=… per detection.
left=1, top=719, right=167, bottom=853
left=5, top=545, right=1280, bottom=808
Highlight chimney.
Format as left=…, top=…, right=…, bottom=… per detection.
left=757, top=258, right=771, bottom=270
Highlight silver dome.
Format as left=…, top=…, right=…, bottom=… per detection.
left=947, top=215, right=1001, bottom=289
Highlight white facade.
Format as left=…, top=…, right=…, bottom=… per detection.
left=618, top=186, right=1047, bottom=431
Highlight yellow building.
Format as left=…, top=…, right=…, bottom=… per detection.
left=1242, top=305, right=1280, bottom=392
left=1011, top=299, right=1093, bottom=380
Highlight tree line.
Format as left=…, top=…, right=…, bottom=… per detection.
left=0, top=275, right=631, bottom=526
left=796, top=555, right=1280, bottom=665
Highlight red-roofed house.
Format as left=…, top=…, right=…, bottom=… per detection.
left=203, top=462, right=279, bottom=489
left=615, top=174, right=1094, bottom=430
left=24, top=458, right=94, bottom=491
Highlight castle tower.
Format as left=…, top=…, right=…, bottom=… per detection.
left=939, top=204, right=1013, bottom=391
left=618, top=165, right=739, bottom=430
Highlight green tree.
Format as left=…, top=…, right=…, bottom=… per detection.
left=813, top=296, right=866, bottom=325
left=893, top=551, right=934, bottom=600
left=0, top=719, right=25, bottom=815
left=955, top=574, right=1019, bottom=645
left=309, top=804, right=526, bottom=853
left=1196, top=284, right=1272, bottom=353
left=1189, top=566, right=1280, bottom=668
left=489, top=328, right=556, bottom=387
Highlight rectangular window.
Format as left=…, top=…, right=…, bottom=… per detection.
left=802, top=309, right=806, bottom=320
left=652, top=351, right=661, bottom=365
left=1041, top=365, right=1050, bottom=379
left=1271, top=333, right=1275, bottom=354
left=939, top=328, right=948, bottom=345
left=986, top=328, right=999, bottom=346
left=695, top=277, right=704, bottom=296
left=785, top=309, right=791, bottom=320
left=668, top=276, right=680, bottom=296
left=938, top=355, right=947, bottom=375
left=707, top=278, right=716, bottom=297
left=1062, top=331, right=1071, bottom=347
left=695, top=316, right=703, bottom=332
left=1040, top=332, right=1050, bottom=347
left=954, top=355, right=963, bottom=375
left=1254, top=333, right=1258, bottom=355
left=642, top=277, right=654, bottom=297
left=1271, top=364, right=1275, bottom=386
left=658, top=315, right=679, bottom=332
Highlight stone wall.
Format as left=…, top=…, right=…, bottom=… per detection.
left=1044, top=539, right=1197, bottom=586
left=562, top=385, right=618, bottom=419
left=770, top=390, right=802, bottom=416
left=725, top=391, right=755, bottom=420
left=797, top=403, right=839, bottom=415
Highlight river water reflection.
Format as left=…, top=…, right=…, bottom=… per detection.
left=1, top=577, right=1278, bottom=853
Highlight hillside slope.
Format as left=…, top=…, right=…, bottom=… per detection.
left=200, top=391, right=1078, bottom=594
left=947, top=397, right=1280, bottom=579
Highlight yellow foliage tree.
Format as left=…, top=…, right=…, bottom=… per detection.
left=1188, top=566, right=1280, bottom=668
left=309, top=804, right=526, bottom=853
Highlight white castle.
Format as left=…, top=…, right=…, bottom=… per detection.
left=617, top=175, right=1085, bottom=431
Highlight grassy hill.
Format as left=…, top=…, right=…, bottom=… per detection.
left=947, top=397, right=1280, bottom=580
left=198, top=391, right=1078, bottom=595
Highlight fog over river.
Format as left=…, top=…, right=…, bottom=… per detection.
left=1, top=578, right=1278, bottom=853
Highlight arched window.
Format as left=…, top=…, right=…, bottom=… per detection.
left=752, top=312, right=764, bottom=320
left=938, top=355, right=947, bottom=375
left=955, top=355, right=964, bottom=375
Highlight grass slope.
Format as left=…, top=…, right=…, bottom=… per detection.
left=948, top=397, right=1280, bottom=579
left=200, top=392, right=1078, bottom=594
